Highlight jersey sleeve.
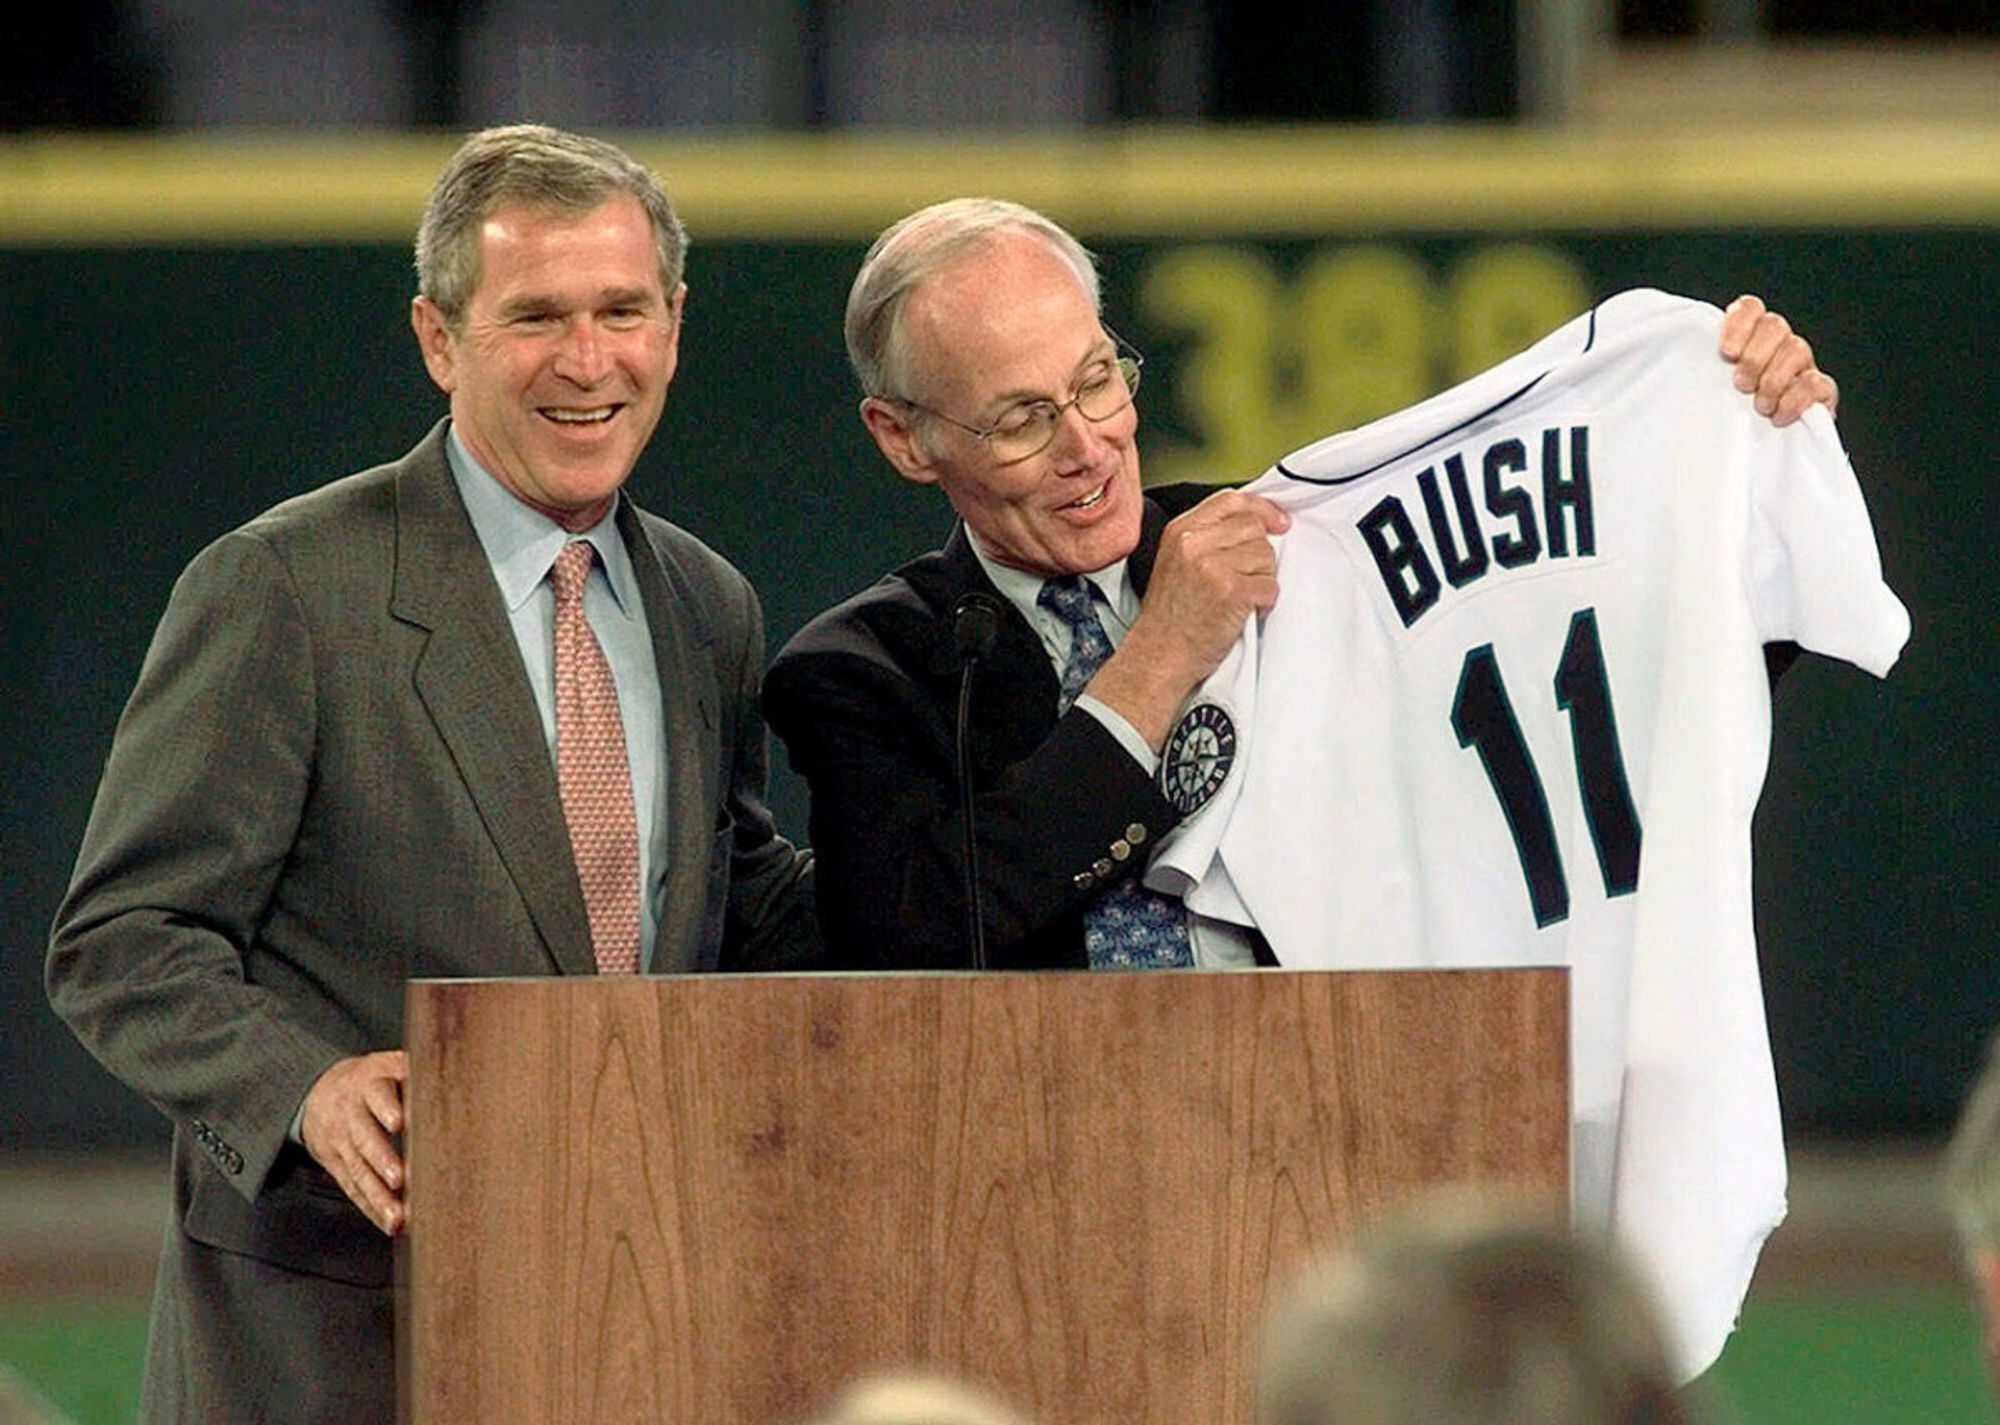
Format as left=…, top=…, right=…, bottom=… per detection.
left=1142, top=613, right=1259, bottom=926
left=1745, top=404, right=1910, bottom=676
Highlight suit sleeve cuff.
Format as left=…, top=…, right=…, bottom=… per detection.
left=1075, top=693, right=1158, bottom=776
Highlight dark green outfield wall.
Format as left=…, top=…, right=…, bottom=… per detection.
left=6, top=224, right=1992, bottom=1146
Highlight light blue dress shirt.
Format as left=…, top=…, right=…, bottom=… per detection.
left=447, top=428, right=669, bottom=970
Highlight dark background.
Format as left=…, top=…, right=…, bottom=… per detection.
left=4, top=223, right=1991, bottom=1149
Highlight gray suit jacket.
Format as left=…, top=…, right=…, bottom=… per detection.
left=46, top=422, right=817, bottom=1421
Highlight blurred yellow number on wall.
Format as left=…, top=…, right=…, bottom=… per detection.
left=1139, top=241, right=1590, bottom=485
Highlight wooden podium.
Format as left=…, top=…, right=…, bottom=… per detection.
left=401, top=969, right=1566, bottom=1425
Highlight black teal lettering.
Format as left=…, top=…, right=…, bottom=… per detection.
left=1416, top=454, right=1489, bottom=589
left=1483, top=437, right=1541, bottom=568
left=1543, top=425, right=1595, bottom=558
left=1358, top=494, right=1441, bottom=627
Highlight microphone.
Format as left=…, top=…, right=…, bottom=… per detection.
left=951, top=594, right=1004, bottom=971
left=952, top=593, right=1002, bottom=662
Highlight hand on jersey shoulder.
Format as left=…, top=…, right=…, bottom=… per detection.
left=1719, top=294, right=1837, bottom=427
left=301, top=1049, right=409, bottom=1235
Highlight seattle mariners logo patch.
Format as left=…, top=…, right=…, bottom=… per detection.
left=1159, top=703, right=1236, bottom=815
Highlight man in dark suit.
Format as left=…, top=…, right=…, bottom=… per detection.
left=46, top=125, right=817, bottom=1423
left=764, top=199, right=1836, bottom=972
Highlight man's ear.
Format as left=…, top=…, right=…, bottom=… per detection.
left=658, top=283, right=687, bottom=387
left=410, top=296, right=458, bottom=395
left=860, top=396, right=940, bottom=488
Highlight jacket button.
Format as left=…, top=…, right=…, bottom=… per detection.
left=1092, top=858, right=1114, bottom=878
left=1125, top=823, right=1148, bottom=845
left=1109, top=838, right=1132, bottom=861
left=1072, top=871, right=1095, bottom=890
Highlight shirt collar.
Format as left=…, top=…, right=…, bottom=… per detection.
left=963, top=523, right=1135, bottom=629
left=446, top=424, right=641, bottom=618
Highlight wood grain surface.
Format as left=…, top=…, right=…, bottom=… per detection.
left=403, top=969, right=1567, bottom=1425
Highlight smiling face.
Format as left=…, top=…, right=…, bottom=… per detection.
left=411, top=192, right=682, bottom=528
left=862, top=230, right=1143, bottom=578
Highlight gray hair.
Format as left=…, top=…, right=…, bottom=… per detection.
left=1262, top=1200, right=1696, bottom=1425
left=845, top=198, right=1100, bottom=399
left=414, top=124, right=688, bottom=328
left=1948, top=1031, right=2000, bottom=1257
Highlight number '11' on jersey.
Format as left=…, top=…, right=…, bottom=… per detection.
left=1451, top=607, right=1642, bottom=927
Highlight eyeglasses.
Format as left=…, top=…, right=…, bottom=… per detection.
left=889, top=336, right=1144, bottom=466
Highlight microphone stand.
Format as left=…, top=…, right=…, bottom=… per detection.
left=951, top=595, right=1002, bottom=971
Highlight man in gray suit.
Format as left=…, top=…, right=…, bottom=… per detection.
left=46, top=125, right=818, bottom=1423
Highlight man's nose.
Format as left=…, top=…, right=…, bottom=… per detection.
left=1046, top=397, right=1108, bottom=464
left=553, top=318, right=611, bottom=385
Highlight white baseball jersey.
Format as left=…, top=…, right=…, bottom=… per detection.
left=1147, top=289, right=1909, bottom=1379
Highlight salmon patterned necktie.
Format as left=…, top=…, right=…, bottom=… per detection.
left=550, top=540, right=641, bottom=974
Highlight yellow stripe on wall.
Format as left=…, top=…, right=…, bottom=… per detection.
left=4, top=122, right=1998, bottom=244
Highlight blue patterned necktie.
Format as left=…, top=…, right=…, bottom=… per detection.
left=1037, top=576, right=1194, bottom=970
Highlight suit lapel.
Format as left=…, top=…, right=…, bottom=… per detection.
left=915, top=525, right=1061, bottom=769
left=389, top=426, right=595, bottom=976
left=1127, top=496, right=1171, bottom=597
left=914, top=502, right=1172, bottom=769
left=620, top=503, right=718, bottom=972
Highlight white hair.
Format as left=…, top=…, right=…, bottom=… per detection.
left=844, top=198, right=1100, bottom=399
left=804, top=1370, right=1034, bottom=1425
